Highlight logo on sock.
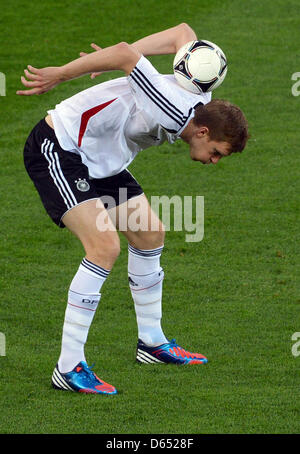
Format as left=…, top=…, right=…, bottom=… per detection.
left=128, top=277, right=139, bottom=287
left=82, top=298, right=99, bottom=305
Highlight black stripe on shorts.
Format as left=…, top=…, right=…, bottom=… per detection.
left=23, top=119, right=143, bottom=227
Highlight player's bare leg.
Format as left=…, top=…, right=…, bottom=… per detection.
left=63, top=198, right=120, bottom=269
left=52, top=199, right=119, bottom=394
left=111, top=194, right=208, bottom=365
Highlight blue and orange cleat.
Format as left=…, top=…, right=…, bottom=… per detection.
left=51, top=361, right=117, bottom=395
left=136, top=338, right=208, bottom=365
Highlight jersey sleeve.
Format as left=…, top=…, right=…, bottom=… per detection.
left=128, top=56, right=194, bottom=136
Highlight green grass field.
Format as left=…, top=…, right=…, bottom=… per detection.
left=0, top=0, right=299, bottom=434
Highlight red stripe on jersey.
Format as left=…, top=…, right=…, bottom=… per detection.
left=78, top=98, right=117, bottom=147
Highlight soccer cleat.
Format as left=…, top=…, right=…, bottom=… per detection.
left=136, top=338, right=208, bottom=365
left=51, top=361, right=117, bottom=394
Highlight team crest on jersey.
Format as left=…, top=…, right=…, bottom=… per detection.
left=75, top=178, right=90, bottom=192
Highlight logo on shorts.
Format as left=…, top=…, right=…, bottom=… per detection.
left=75, top=178, right=90, bottom=192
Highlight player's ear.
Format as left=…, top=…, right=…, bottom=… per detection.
left=196, top=126, right=209, bottom=138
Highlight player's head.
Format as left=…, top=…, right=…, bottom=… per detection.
left=183, top=99, right=249, bottom=164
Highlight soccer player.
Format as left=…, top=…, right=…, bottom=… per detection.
left=17, top=23, right=249, bottom=394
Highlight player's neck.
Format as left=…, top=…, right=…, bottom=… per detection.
left=179, top=120, right=195, bottom=144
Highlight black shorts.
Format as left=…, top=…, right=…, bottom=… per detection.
left=23, top=119, right=144, bottom=227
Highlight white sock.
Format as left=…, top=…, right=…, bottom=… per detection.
left=128, top=244, right=168, bottom=347
left=58, top=258, right=110, bottom=373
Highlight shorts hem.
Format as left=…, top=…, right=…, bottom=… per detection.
left=117, top=191, right=144, bottom=207
left=59, top=197, right=102, bottom=227
left=59, top=191, right=145, bottom=228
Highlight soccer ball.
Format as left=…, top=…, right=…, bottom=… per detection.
left=173, top=40, right=227, bottom=94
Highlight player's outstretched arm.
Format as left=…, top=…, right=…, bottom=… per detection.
left=78, top=23, right=197, bottom=80
left=16, top=42, right=141, bottom=96
left=79, top=43, right=103, bottom=80
left=75, top=23, right=196, bottom=79
left=131, top=23, right=197, bottom=56
left=17, top=23, right=196, bottom=95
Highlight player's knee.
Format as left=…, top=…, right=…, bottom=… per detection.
left=132, top=227, right=165, bottom=251
left=155, top=222, right=165, bottom=245
left=106, top=237, right=121, bottom=260
left=146, top=221, right=165, bottom=248
left=102, top=236, right=120, bottom=261
left=158, top=230, right=166, bottom=248
left=85, top=233, right=120, bottom=266
left=154, top=218, right=165, bottom=240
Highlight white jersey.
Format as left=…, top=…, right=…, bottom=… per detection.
left=48, top=55, right=211, bottom=179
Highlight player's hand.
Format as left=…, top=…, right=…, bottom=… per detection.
left=16, top=66, right=64, bottom=96
left=79, top=43, right=103, bottom=79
